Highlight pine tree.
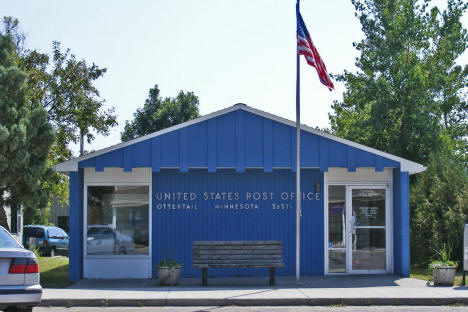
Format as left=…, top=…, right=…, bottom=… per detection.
left=0, top=34, right=54, bottom=231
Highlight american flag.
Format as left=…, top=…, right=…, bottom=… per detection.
left=296, top=1, right=334, bottom=91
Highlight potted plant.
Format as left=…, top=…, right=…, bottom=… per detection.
left=158, top=256, right=182, bottom=286
left=429, top=244, right=457, bottom=286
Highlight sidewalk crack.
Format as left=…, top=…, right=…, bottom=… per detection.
left=330, top=276, right=347, bottom=288
left=297, top=287, right=310, bottom=298
left=165, top=288, right=170, bottom=302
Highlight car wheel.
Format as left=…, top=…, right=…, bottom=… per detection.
left=50, top=247, right=56, bottom=257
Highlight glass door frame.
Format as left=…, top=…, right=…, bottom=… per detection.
left=347, top=185, right=391, bottom=274
left=325, top=181, right=393, bottom=275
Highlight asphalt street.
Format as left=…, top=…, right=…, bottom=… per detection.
left=32, top=306, right=468, bottom=312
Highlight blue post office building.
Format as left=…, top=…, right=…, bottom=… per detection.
left=56, top=104, right=425, bottom=280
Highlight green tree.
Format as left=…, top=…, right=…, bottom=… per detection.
left=328, top=0, right=468, bottom=265
left=329, top=0, right=467, bottom=164
left=410, top=150, right=468, bottom=264
left=19, top=40, right=118, bottom=160
left=0, top=34, right=54, bottom=230
left=2, top=17, right=118, bottom=224
left=121, top=84, right=200, bottom=141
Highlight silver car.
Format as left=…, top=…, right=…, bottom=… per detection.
left=0, top=225, right=42, bottom=312
left=87, top=225, right=134, bottom=255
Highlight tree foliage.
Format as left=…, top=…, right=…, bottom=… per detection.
left=1, top=17, right=118, bottom=225
left=330, top=0, right=467, bottom=164
left=0, top=34, right=54, bottom=230
left=329, top=0, right=468, bottom=264
left=121, top=84, right=200, bottom=142
left=410, top=150, right=468, bottom=263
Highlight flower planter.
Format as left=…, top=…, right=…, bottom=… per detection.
left=433, top=265, right=456, bottom=286
left=158, top=266, right=182, bottom=286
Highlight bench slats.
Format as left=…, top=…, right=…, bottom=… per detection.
left=194, top=245, right=282, bottom=251
left=194, top=254, right=282, bottom=260
left=193, top=240, right=284, bottom=286
left=194, top=249, right=282, bottom=255
left=194, top=258, right=283, bottom=264
left=193, top=240, right=282, bottom=246
left=194, top=263, right=284, bottom=268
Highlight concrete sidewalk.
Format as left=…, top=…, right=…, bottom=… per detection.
left=40, top=275, right=468, bottom=307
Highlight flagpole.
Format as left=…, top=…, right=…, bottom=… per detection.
left=295, top=19, right=301, bottom=284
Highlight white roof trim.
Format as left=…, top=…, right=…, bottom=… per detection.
left=55, top=104, right=426, bottom=175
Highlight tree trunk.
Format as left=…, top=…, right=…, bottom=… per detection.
left=0, top=195, right=11, bottom=232
left=80, top=129, right=84, bottom=156
left=11, top=204, right=18, bottom=233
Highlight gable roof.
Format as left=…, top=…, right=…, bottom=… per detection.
left=55, top=103, right=426, bottom=174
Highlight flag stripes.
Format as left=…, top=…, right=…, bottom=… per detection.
left=296, top=1, right=334, bottom=91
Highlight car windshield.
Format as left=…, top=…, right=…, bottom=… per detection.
left=0, top=227, right=21, bottom=248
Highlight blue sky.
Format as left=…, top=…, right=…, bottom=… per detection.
left=2, top=0, right=466, bottom=155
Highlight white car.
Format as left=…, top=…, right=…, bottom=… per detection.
left=0, top=225, right=42, bottom=312
left=87, top=226, right=134, bottom=255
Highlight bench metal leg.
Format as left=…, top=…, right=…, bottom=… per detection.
left=269, top=267, right=275, bottom=286
left=202, top=268, right=208, bottom=286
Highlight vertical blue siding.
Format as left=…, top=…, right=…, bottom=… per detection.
left=328, top=141, right=346, bottom=166
left=180, top=128, right=189, bottom=172
left=301, top=132, right=319, bottom=167
left=152, top=169, right=324, bottom=278
left=69, top=107, right=419, bottom=281
left=207, top=119, right=217, bottom=172
left=161, top=131, right=179, bottom=167
left=272, top=123, right=291, bottom=167
left=319, top=138, right=328, bottom=172
left=263, top=119, right=273, bottom=172
left=393, top=168, right=410, bottom=277
left=68, top=170, right=83, bottom=281
left=123, top=147, right=132, bottom=172
left=151, top=137, right=161, bottom=172
left=245, top=113, right=263, bottom=168
left=188, top=122, right=207, bottom=167
left=95, top=155, right=104, bottom=172
left=347, top=146, right=356, bottom=172
left=216, top=113, right=236, bottom=167
left=78, top=109, right=401, bottom=173
left=355, top=149, right=375, bottom=167
left=375, top=155, right=384, bottom=172
left=132, top=140, right=151, bottom=167
left=291, top=127, right=297, bottom=172
left=235, top=110, right=245, bottom=172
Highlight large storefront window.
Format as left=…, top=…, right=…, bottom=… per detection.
left=87, top=185, right=149, bottom=256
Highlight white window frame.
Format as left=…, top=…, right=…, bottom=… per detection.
left=324, top=171, right=393, bottom=275
left=83, top=168, right=152, bottom=278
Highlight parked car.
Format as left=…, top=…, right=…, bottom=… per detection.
left=87, top=225, right=134, bottom=255
left=0, top=225, right=42, bottom=312
left=23, top=225, right=69, bottom=257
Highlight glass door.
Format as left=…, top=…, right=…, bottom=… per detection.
left=328, top=185, right=346, bottom=273
left=327, top=185, right=389, bottom=274
left=349, top=187, right=387, bottom=273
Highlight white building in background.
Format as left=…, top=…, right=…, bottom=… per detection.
left=4, top=204, right=23, bottom=244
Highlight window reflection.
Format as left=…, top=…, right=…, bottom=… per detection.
left=87, top=185, right=149, bottom=255
left=328, top=186, right=346, bottom=248
left=352, top=189, right=385, bottom=226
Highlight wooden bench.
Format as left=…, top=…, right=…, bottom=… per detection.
left=193, top=240, right=284, bottom=286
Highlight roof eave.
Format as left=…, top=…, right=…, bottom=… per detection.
left=55, top=104, right=427, bottom=175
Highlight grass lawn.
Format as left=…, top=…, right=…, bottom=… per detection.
left=411, top=264, right=465, bottom=286
left=38, top=256, right=74, bottom=288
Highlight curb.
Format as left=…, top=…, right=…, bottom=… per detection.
left=40, top=297, right=468, bottom=307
